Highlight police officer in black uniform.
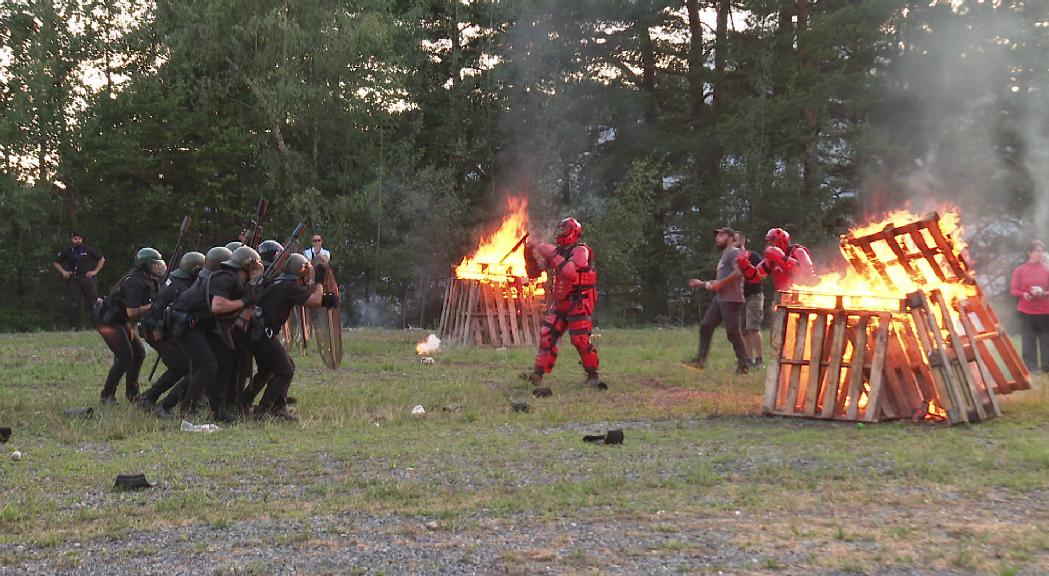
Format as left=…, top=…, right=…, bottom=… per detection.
left=238, top=240, right=283, bottom=409
left=155, top=246, right=232, bottom=418
left=53, top=232, right=105, bottom=329
left=94, top=248, right=166, bottom=403
left=169, top=246, right=262, bottom=423
left=247, top=253, right=336, bottom=420
left=136, top=251, right=205, bottom=408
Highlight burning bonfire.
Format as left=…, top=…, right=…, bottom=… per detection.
left=764, top=209, right=1030, bottom=425
left=439, top=198, right=548, bottom=347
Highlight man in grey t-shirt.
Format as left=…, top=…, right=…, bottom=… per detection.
left=687, top=227, right=749, bottom=374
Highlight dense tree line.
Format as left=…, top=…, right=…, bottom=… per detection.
left=1, top=0, right=1047, bottom=330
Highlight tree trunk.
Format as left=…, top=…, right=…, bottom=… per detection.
left=638, top=18, right=668, bottom=320
left=700, top=0, right=731, bottom=215
left=640, top=20, right=659, bottom=124
left=713, top=0, right=730, bottom=116
left=685, top=0, right=705, bottom=131
left=797, top=0, right=820, bottom=203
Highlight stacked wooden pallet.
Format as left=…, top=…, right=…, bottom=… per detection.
left=764, top=212, right=1030, bottom=425
left=438, top=272, right=545, bottom=347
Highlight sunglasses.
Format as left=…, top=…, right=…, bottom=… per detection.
left=312, top=239, right=322, bottom=243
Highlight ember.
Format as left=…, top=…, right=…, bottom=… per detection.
left=764, top=209, right=1030, bottom=425
left=439, top=198, right=547, bottom=347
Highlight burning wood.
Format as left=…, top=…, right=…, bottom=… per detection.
left=439, top=198, right=547, bottom=347
left=764, top=209, right=1030, bottom=425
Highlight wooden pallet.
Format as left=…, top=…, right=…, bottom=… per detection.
left=841, top=211, right=973, bottom=289
left=763, top=306, right=896, bottom=422
left=839, top=211, right=1030, bottom=394
left=903, top=290, right=1001, bottom=424
left=764, top=289, right=1007, bottom=425
left=438, top=273, right=545, bottom=347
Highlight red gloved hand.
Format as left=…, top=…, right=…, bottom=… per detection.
left=736, top=251, right=753, bottom=271
left=764, top=246, right=786, bottom=266
left=537, top=243, right=557, bottom=260
left=782, top=256, right=798, bottom=273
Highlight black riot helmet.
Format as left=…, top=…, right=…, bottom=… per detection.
left=171, top=251, right=206, bottom=280
left=202, top=246, right=233, bottom=279
left=258, top=240, right=283, bottom=266
left=222, top=246, right=264, bottom=280
left=279, top=253, right=310, bottom=280
left=134, top=247, right=167, bottom=280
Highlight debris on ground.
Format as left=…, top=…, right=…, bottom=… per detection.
left=180, top=420, right=220, bottom=433
left=63, top=407, right=95, bottom=419
left=584, top=429, right=624, bottom=445
left=113, top=474, right=153, bottom=490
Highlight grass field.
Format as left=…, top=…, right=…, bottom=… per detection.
left=1, top=328, right=1048, bottom=575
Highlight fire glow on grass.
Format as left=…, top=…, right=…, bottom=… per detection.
left=454, top=197, right=546, bottom=297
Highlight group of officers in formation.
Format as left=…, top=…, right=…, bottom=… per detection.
left=59, top=215, right=815, bottom=422
left=90, top=240, right=338, bottom=423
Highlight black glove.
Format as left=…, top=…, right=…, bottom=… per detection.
left=321, top=293, right=339, bottom=308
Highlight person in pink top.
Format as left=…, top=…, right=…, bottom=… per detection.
left=1010, top=240, right=1049, bottom=372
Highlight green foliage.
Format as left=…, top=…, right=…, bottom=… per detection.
left=1, top=0, right=1046, bottom=329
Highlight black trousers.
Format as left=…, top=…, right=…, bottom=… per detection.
left=249, top=332, right=295, bottom=412
left=227, top=332, right=252, bottom=409
left=1019, top=312, right=1049, bottom=372
left=697, top=299, right=748, bottom=366
left=96, top=322, right=145, bottom=400
left=174, top=328, right=235, bottom=416
left=140, top=339, right=190, bottom=403
left=67, top=276, right=98, bottom=329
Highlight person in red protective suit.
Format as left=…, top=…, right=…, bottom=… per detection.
left=520, top=217, right=605, bottom=397
left=737, top=228, right=816, bottom=296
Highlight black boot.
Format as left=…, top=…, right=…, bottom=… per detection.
left=583, top=371, right=608, bottom=391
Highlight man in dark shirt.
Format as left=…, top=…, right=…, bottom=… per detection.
left=53, top=232, right=105, bottom=329
left=170, top=246, right=262, bottom=423
left=736, top=232, right=765, bottom=366
left=243, top=253, right=335, bottom=420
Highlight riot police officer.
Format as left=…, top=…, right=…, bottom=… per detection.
left=168, top=246, right=260, bottom=422
left=136, top=251, right=205, bottom=408
left=94, top=248, right=166, bottom=403
left=245, top=254, right=336, bottom=420
left=155, top=246, right=232, bottom=417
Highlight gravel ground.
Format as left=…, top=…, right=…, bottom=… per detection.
left=2, top=508, right=1010, bottom=576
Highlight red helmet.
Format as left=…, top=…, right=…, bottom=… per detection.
left=765, top=228, right=790, bottom=251
left=556, top=217, right=583, bottom=247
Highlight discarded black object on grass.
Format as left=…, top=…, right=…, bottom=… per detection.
left=532, top=387, right=553, bottom=398
left=583, top=429, right=624, bottom=445
left=442, top=404, right=464, bottom=413
left=63, top=407, right=95, bottom=419
left=0, top=427, right=10, bottom=443
left=114, top=474, right=154, bottom=491
left=511, top=400, right=530, bottom=413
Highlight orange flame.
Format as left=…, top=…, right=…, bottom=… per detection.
left=925, top=399, right=948, bottom=421
left=454, top=197, right=546, bottom=296
left=787, top=207, right=976, bottom=312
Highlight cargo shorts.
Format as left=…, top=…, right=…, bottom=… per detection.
left=742, top=292, right=764, bottom=333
